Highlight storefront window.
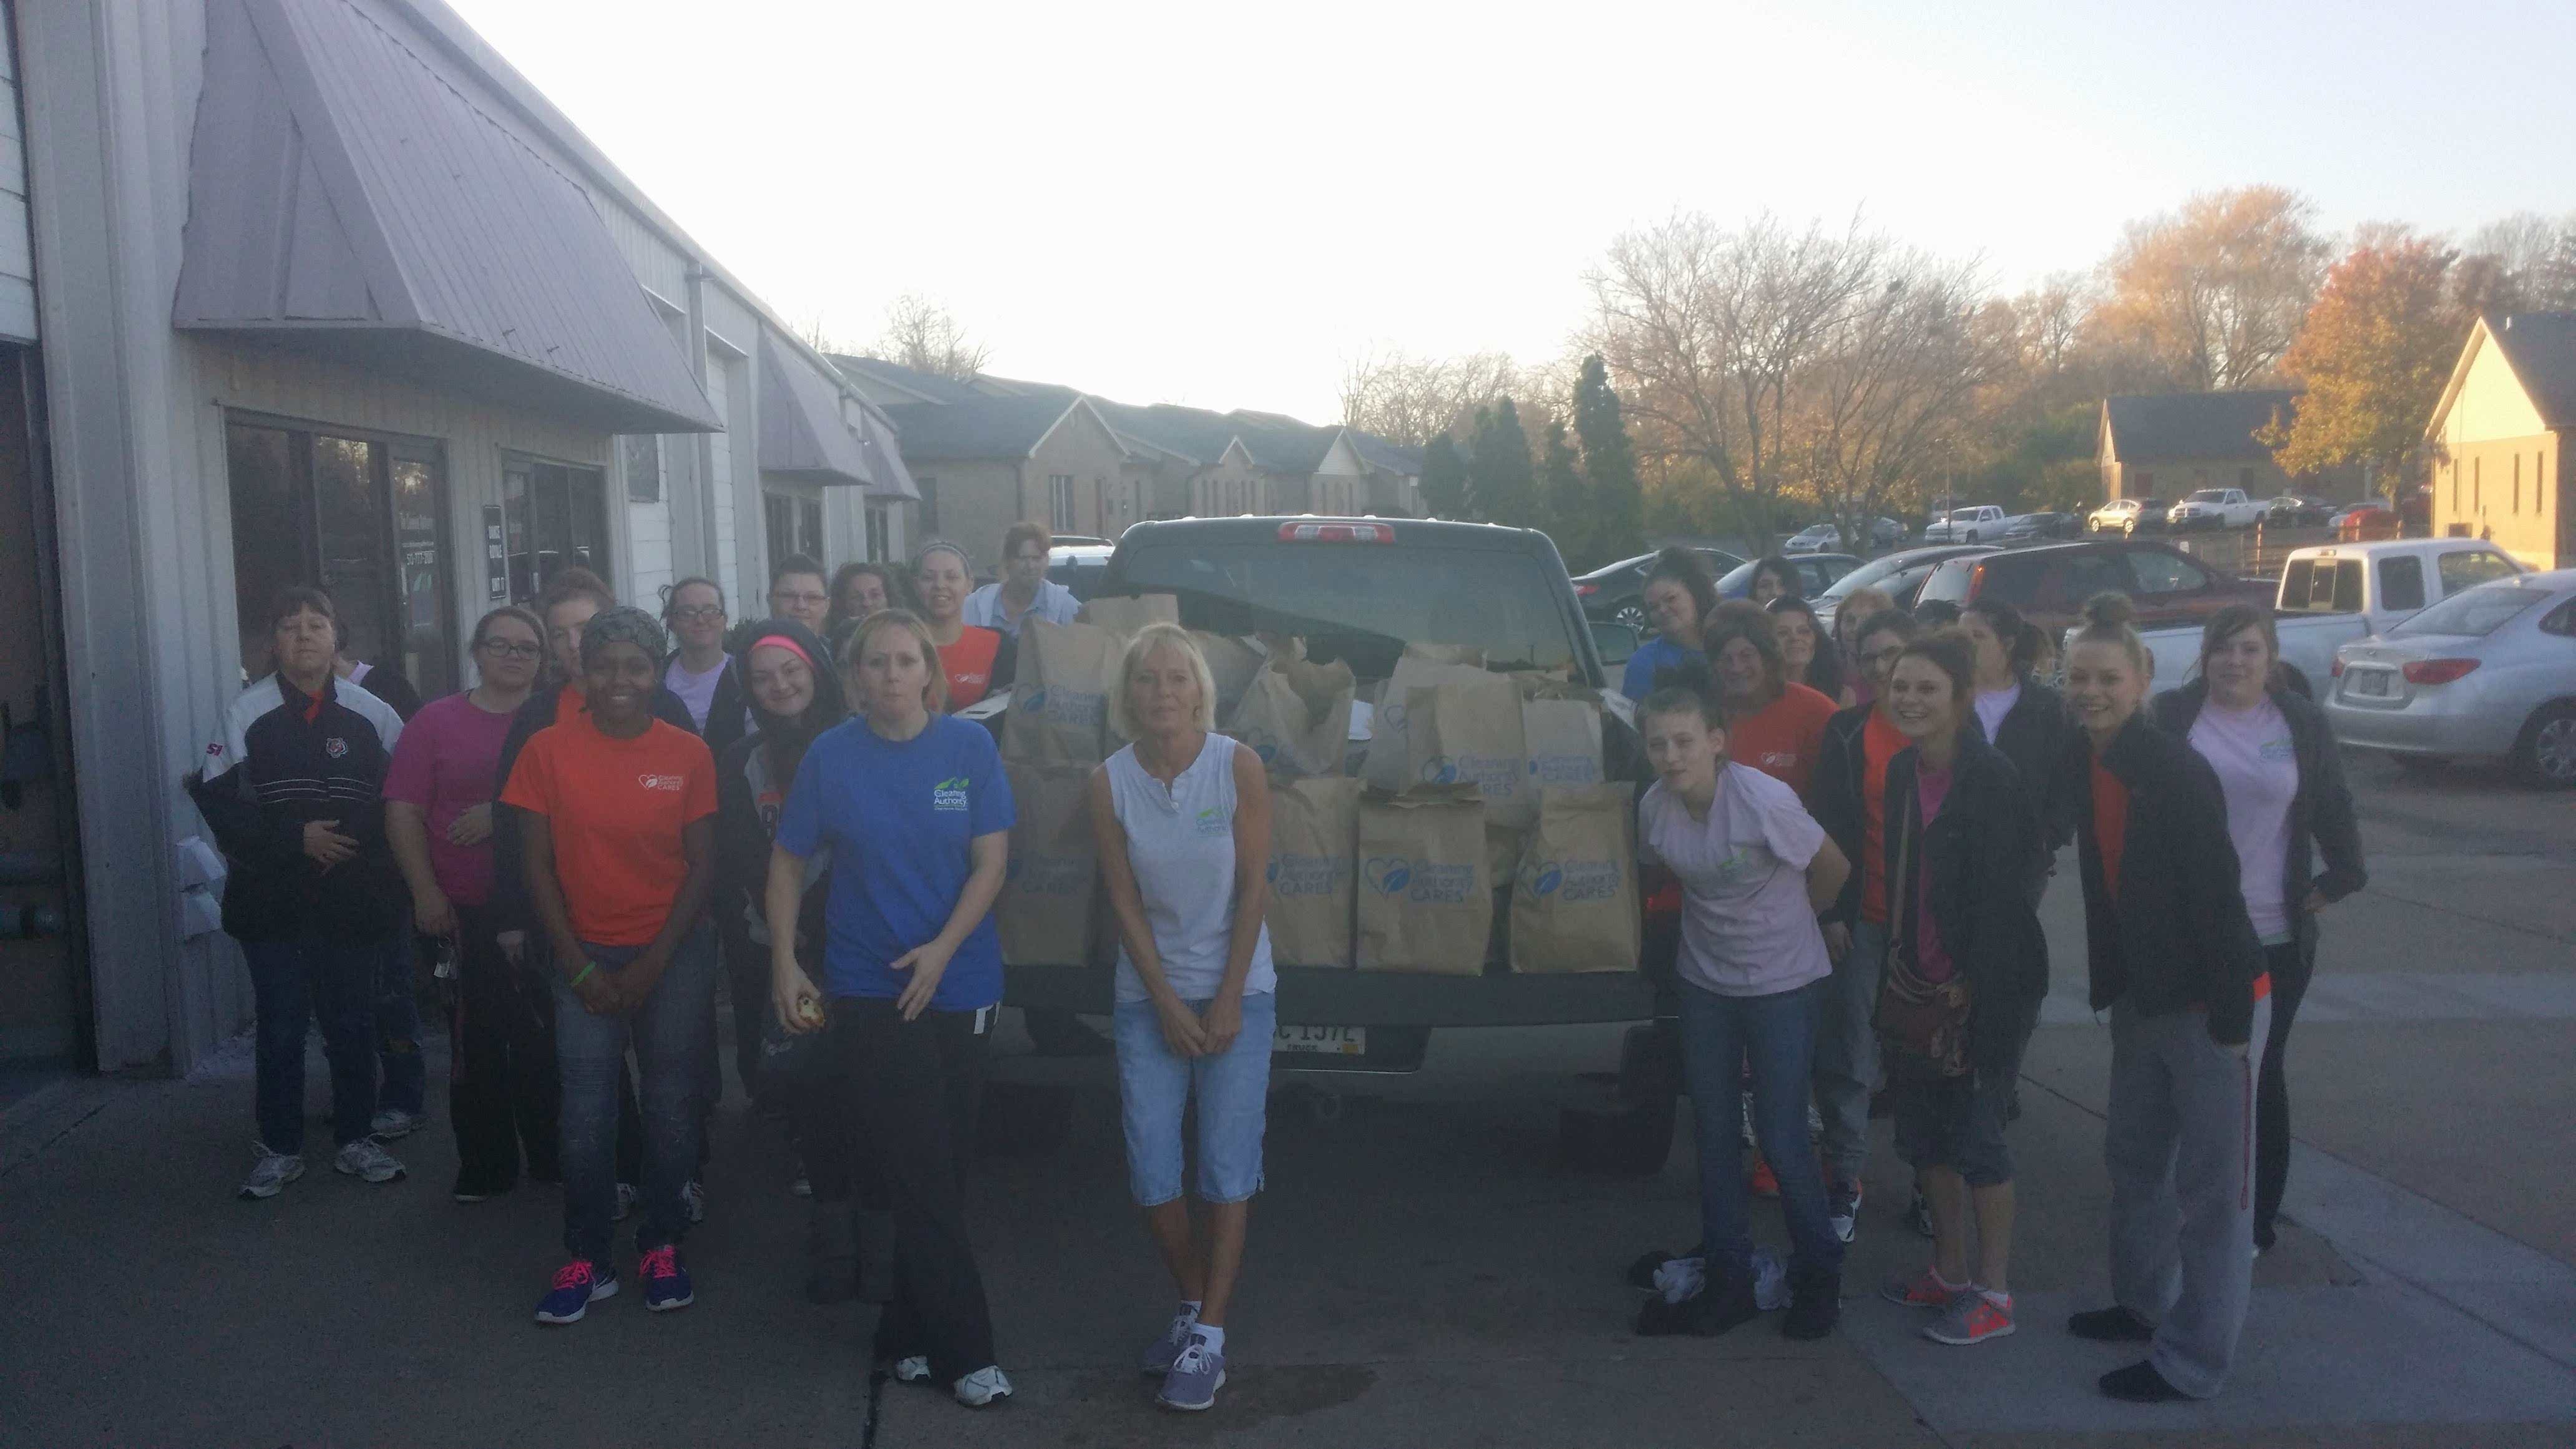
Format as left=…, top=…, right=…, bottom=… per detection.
left=502, top=455, right=610, bottom=603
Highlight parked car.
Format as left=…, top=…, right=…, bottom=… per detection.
left=1784, top=518, right=1903, bottom=554
left=1046, top=543, right=1117, bottom=601
left=2326, top=568, right=2576, bottom=788
left=1921, top=505, right=2011, bottom=544
left=2331, top=500, right=2397, bottom=541
left=2087, top=498, right=2165, bottom=535
left=2165, top=488, right=2266, bottom=530
left=2003, top=512, right=2079, bottom=544
left=2263, top=494, right=2334, bottom=526
left=1571, top=547, right=1746, bottom=631
left=1716, top=553, right=1858, bottom=600
left=1915, top=538, right=2271, bottom=637
left=1812, top=544, right=2000, bottom=632
left=2129, top=539, right=2525, bottom=696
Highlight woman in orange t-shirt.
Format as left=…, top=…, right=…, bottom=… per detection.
left=1703, top=602, right=1839, bottom=804
left=505, top=605, right=720, bottom=1327
left=912, top=540, right=1010, bottom=710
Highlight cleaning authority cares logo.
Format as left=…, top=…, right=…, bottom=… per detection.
left=932, top=775, right=970, bottom=811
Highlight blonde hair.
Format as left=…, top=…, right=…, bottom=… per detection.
left=1108, top=622, right=1217, bottom=738
left=842, top=608, right=949, bottom=715
left=2068, top=592, right=2151, bottom=678
left=1835, top=587, right=1894, bottom=640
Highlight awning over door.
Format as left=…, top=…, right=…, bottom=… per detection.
left=758, top=329, right=876, bottom=487
left=856, top=401, right=920, bottom=501
left=172, top=0, right=720, bottom=434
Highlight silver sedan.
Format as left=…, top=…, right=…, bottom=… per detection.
left=2326, top=568, right=2576, bottom=788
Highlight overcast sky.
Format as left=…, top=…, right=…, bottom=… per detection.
left=451, top=0, right=2576, bottom=424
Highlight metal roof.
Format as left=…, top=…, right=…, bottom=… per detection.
left=2100, top=391, right=2298, bottom=463
left=852, top=404, right=920, bottom=501
left=172, top=0, right=720, bottom=434
left=2485, top=312, right=2576, bottom=430
left=759, top=330, right=877, bottom=487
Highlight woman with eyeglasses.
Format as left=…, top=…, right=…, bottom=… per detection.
left=661, top=577, right=744, bottom=738
left=385, top=605, right=556, bottom=1201
left=910, top=541, right=1012, bottom=711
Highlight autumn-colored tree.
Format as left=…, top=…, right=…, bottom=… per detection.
left=2266, top=228, right=2465, bottom=491
left=2093, top=186, right=2330, bottom=391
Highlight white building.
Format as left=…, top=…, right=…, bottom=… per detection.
left=3, top=0, right=916, bottom=1072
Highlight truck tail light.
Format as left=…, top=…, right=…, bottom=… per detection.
left=2402, top=658, right=2481, bottom=686
left=1277, top=521, right=1393, bottom=544
left=1573, top=581, right=1598, bottom=597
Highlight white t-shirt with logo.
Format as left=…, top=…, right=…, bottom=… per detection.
left=1639, top=763, right=1832, bottom=998
left=2187, top=696, right=2299, bottom=942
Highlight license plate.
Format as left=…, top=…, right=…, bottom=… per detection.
left=2353, top=670, right=2393, bottom=698
left=1274, top=1025, right=1365, bottom=1056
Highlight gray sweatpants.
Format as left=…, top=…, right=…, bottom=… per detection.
left=2104, top=993, right=2272, bottom=1399
left=1813, top=919, right=1886, bottom=1189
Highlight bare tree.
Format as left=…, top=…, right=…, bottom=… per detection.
left=870, top=293, right=990, bottom=379
left=2090, top=185, right=2330, bottom=391
left=794, top=315, right=846, bottom=356
left=2457, top=212, right=2576, bottom=314
left=1339, top=348, right=1522, bottom=446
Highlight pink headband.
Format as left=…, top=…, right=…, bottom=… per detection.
left=748, top=634, right=816, bottom=670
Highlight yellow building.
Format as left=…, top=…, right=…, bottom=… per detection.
left=2424, top=312, right=2576, bottom=570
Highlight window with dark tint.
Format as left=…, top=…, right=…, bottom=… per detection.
left=2021, top=552, right=2129, bottom=613
left=2126, top=550, right=2210, bottom=596
left=503, top=457, right=610, bottom=603
left=2392, top=584, right=2547, bottom=638
left=2539, top=600, right=2576, bottom=638
left=2436, top=549, right=2520, bottom=597
left=1115, top=540, right=1579, bottom=680
left=2374, top=555, right=2425, bottom=612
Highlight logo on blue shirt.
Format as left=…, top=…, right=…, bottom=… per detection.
left=933, top=776, right=969, bottom=811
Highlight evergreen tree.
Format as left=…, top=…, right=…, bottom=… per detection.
left=1468, top=398, right=1537, bottom=527
left=1419, top=433, right=1471, bottom=520
left=1573, top=355, right=1642, bottom=559
left=1538, top=417, right=1589, bottom=566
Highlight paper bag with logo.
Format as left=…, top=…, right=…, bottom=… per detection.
left=997, top=763, right=1096, bottom=966
left=1356, top=787, right=1491, bottom=975
left=1078, top=593, right=1180, bottom=635
left=1226, top=658, right=1354, bottom=780
left=1509, top=783, right=1638, bottom=973
left=1264, top=776, right=1360, bottom=968
left=1521, top=699, right=1604, bottom=796
left=1361, top=658, right=1491, bottom=791
left=1192, top=631, right=1266, bottom=723
left=1405, top=673, right=1530, bottom=826
left=1006, top=618, right=1120, bottom=764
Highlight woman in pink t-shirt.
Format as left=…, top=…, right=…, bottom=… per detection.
left=384, top=605, right=551, bottom=1201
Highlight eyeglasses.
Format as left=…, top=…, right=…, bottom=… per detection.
left=478, top=640, right=544, bottom=660
left=668, top=605, right=726, bottom=623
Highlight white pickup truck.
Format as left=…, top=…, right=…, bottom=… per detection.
left=2130, top=539, right=2525, bottom=693
left=1922, top=505, right=2011, bottom=544
left=2165, top=487, right=2265, bottom=530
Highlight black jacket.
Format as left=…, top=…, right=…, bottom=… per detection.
left=1884, top=730, right=2049, bottom=1071
left=1810, top=704, right=1875, bottom=926
left=711, top=618, right=846, bottom=977
left=184, top=674, right=405, bottom=944
left=2149, top=679, right=2368, bottom=959
left=2067, top=713, right=2268, bottom=1045
left=1973, top=673, right=2077, bottom=861
left=487, top=679, right=699, bottom=935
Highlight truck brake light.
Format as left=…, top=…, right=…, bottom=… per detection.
left=1278, top=522, right=1393, bottom=544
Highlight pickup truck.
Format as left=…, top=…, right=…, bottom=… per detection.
left=1922, top=505, right=2010, bottom=544
left=2165, top=488, right=2265, bottom=530
left=988, top=515, right=1685, bottom=1169
left=2127, top=539, right=2526, bottom=695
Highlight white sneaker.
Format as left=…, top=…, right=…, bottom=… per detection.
left=613, top=1182, right=638, bottom=1221
left=891, top=1356, right=932, bottom=1383
left=684, top=1179, right=706, bottom=1224
left=238, top=1144, right=305, bottom=1199
left=369, top=1108, right=423, bottom=1140
left=954, top=1365, right=1013, bottom=1407
left=333, top=1138, right=407, bottom=1184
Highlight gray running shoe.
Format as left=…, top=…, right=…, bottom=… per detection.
left=684, top=1178, right=706, bottom=1224
left=238, top=1144, right=305, bottom=1200
left=890, top=1356, right=932, bottom=1384
left=613, top=1181, right=638, bottom=1221
left=369, top=1108, right=423, bottom=1139
left=954, top=1365, right=1013, bottom=1407
left=1139, top=1310, right=1198, bottom=1377
left=1157, top=1337, right=1226, bottom=1412
left=333, top=1138, right=407, bottom=1184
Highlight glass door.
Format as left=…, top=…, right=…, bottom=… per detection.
left=502, top=455, right=611, bottom=603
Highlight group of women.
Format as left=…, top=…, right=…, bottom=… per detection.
left=1621, top=545, right=2363, bottom=1403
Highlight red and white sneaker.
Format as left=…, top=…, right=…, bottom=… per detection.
left=1923, top=1290, right=2016, bottom=1345
left=1880, top=1266, right=1966, bottom=1309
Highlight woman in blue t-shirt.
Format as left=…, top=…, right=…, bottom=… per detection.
left=768, top=609, right=1018, bottom=1410
left=1621, top=546, right=1720, bottom=701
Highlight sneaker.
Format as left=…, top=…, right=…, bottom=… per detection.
left=534, top=1259, right=618, bottom=1324
left=1749, top=1156, right=1781, bottom=1199
left=368, top=1107, right=423, bottom=1140
left=613, top=1182, right=638, bottom=1222
left=1925, top=1290, right=2016, bottom=1345
left=333, top=1138, right=407, bottom=1184
left=1157, top=1336, right=1226, bottom=1412
left=1905, top=1186, right=1934, bottom=1239
left=1827, top=1181, right=1863, bottom=1244
left=790, top=1155, right=812, bottom=1198
left=1880, top=1266, right=1966, bottom=1309
left=890, top=1356, right=933, bottom=1384
left=683, top=1179, right=706, bottom=1224
left=451, top=1169, right=513, bottom=1204
left=2067, top=1304, right=2156, bottom=1342
left=1780, top=1265, right=1842, bottom=1340
left=954, top=1365, right=1014, bottom=1407
left=238, top=1144, right=305, bottom=1200
left=1139, top=1309, right=1200, bottom=1377
left=640, top=1244, right=694, bottom=1311
left=1635, top=1265, right=1759, bottom=1338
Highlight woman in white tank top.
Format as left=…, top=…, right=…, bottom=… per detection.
left=1085, top=623, right=1275, bottom=1413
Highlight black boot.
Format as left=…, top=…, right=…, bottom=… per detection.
left=854, top=1208, right=898, bottom=1305
left=1781, top=1262, right=1842, bottom=1340
left=806, top=1201, right=856, bottom=1305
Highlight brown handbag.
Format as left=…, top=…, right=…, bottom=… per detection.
left=1875, top=783, right=1973, bottom=1077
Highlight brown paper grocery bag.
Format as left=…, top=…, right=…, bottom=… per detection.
left=1521, top=698, right=1605, bottom=795
left=1226, top=659, right=1354, bottom=780
left=1078, top=593, right=1180, bottom=635
left=1006, top=618, right=1120, bottom=764
left=1406, top=674, right=1530, bottom=826
left=1361, top=657, right=1491, bottom=792
left=1509, top=784, right=1639, bottom=974
left=1356, top=787, right=1491, bottom=975
left=997, top=763, right=1098, bottom=967
left=1264, top=776, right=1360, bottom=968
left=1192, top=632, right=1267, bottom=723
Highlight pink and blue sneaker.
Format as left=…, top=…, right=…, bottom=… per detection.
left=640, top=1244, right=694, bottom=1312
left=534, top=1259, right=617, bottom=1325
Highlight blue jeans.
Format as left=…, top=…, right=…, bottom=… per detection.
left=242, top=930, right=388, bottom=1151
left=552, top=924, right=717, bottom=1263
left=1678, top=976, right=1844, bottom=1279
left=375, top=929, right=427, bottom=1118
left=1113, top=992, right=1276, bottom=1206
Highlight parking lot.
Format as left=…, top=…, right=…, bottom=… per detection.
left=1, top=745, right=2569, bottom=1448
